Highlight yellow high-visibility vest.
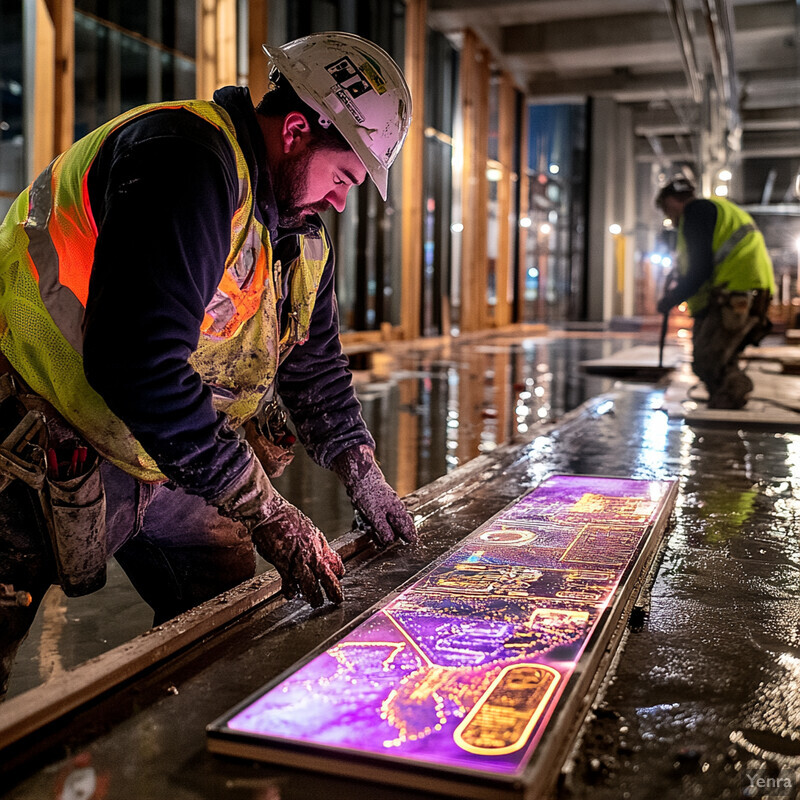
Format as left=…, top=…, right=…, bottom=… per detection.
left=0, top=99, right=328, bottom=481
left=677, top=197, right=775, bottom=315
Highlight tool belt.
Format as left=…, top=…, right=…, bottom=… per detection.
left=712, top=287, right=770, bottom=315
left=244, top=398, right=296, bottom=479
left=711, top=287, right=773, bottom=348
left=0, top=357, right=106, bottom=597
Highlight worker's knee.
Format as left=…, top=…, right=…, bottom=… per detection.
left=0, top=588, right=46, bottom=700
left=115, top=534, right=256, bottom=625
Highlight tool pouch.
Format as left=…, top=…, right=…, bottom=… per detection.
left=244, top=399, right=296, bottom=478
left=0, top=369, right=107, bottom=596
left=43, top=451, right=107, bottom=597
left=244, top=418, right=295, bottom=478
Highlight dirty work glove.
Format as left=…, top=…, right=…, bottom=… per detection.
left=331, top=445, right=418, bottom=547
left=215, top=455, right=344, bottom=607
left=251, top=496, right=344, bottom=607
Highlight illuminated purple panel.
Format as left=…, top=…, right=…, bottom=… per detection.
left=211, top=475, right=675, bottom=782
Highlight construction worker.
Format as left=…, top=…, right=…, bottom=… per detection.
left=656, top=176, right=775, bottom=409
left=0, top=32, right=416, bottom=698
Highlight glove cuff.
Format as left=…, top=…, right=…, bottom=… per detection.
left=213, top=454, right=276, bottom=529
left=330, top=444, right=378, bottom=487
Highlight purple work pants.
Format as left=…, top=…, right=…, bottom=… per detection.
left=0, top=462, right=255, bottom=697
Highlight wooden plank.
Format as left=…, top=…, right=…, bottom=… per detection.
left=516, top=112, right=530, bottom=324
left=46, top=0, right=74, bottom=154
left=196, top=0, right=216, bottom=99
left=458, top=32, right=491, bottom=333
left=458, top=30, right=479, bottom=333
left=400, top=0, right=427, bottom=341
left=0, top=530, right=370, bottom=753
left=31, top=0, right=56, bottom=177
left=215, top=0, right=237, bottom=88
left=661, top=364, right=800, bottom=425
left=474, top=45, right=491, bottom=330
left=248, top=0, right=270, bottom=97
left=196, top=0, right=236, bottom=98
left=580, top=345, right=684, bottom=377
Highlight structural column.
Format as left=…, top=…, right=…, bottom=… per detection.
left=585, top=96, right=636, bottom=322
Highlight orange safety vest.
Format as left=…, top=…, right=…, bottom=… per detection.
left=0, top=100, right=329, bottom=481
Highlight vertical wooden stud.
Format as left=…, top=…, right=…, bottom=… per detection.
left=46, top=0, right=74, bottom=154
left=248, top=0, right=270, bottom=97
left=31, top=0, right=55, bottom=177
left=197, top=0, right=236, bottom=99
left=400, top=0, right=427, bottom=341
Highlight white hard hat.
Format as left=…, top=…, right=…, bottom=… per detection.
left=262, top=32, right=412, bottom=200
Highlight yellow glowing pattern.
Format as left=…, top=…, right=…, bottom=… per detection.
left=453, top=663, right=560, bottom=755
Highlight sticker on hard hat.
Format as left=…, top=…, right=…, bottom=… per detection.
left=360, top=59, right=387, bottom=95
left=326, top=57, right=373, bottom=98
left=332, top=87, right=365, bottom=124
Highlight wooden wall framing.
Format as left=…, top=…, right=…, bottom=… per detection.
left=458, top=30, right=491, bottom=334
left=516, top=109, right=531, bottom=322
left=25, top=0, right=73, bottom=177
left=248, top=0, right=270, bottom=98
left=400, top=0, right=427, bottom=341
left=197, top=0, right=237, bottom=100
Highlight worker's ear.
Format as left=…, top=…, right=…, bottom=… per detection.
left=281, top=112, right=312, bottom=155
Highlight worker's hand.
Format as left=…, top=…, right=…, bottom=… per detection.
left=331, top=445, right=418, bottom=547
left=251, top=495, right=344, bottom=608
left=214, top=454, right=343, bottom=607
left=657, top=295, right=674, bottom=314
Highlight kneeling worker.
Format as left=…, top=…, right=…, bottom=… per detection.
left=0, top=32, right=416, bottom=697
left=656, top=176, right=775, bottom=409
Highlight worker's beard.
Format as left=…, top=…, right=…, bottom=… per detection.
left=272, top=149, right=330, bottom=229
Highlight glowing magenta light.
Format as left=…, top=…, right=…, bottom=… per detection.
left=210, top=475, right=676, bottom=789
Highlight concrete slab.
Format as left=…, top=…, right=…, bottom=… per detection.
left=4, top=382, right=800, bottom=800
left=742, top=344, right=800, bottom=375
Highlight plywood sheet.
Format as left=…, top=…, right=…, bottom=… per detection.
left=662, top=366, right=800, bottom=427
left=208, top=475, right=677, bottom=799
left=580, top=345, right=684, bottom=378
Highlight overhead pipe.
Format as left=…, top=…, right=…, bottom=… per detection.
left=701, top=0, right=742, bottom=152
left=664, top=0, right=704, bottom=104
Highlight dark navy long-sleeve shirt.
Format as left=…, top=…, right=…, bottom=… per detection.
left=82, top=86, right=373, bottom=501
left=663, top=198, right=717, bottom=307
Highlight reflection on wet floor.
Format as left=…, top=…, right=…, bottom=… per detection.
left=7, top=331, right=656, bottom=699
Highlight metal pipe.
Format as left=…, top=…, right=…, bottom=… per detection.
left=701, top=0, right=742, bottom=151
left=664, top=0, right=704, bottom=104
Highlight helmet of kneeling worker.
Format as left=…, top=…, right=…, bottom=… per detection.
left=262, top=32, right=412, bottom=201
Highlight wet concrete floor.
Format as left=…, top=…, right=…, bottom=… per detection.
left=7, top=331, right=648, bottom=700
left=3, top=329, right=800, bottom=799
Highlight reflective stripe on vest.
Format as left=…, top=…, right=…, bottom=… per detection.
left=713, top=223, right=755, bottom=266
left=0, top=99, right=329, bottom=480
